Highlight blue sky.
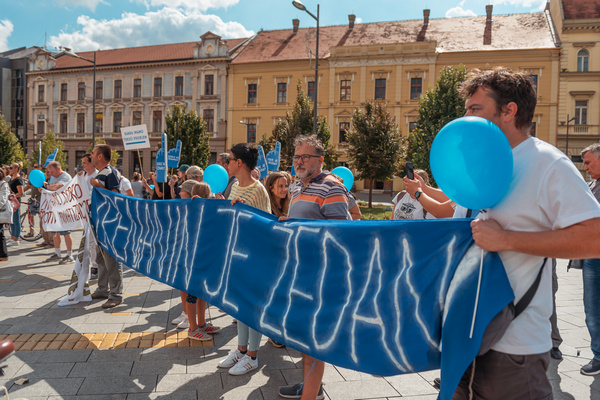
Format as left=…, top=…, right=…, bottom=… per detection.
left=0, top=0, right=548, bottom=52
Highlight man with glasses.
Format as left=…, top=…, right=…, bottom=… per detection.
left=217, top=152, right=237, bottom=199
left=278, top=135, right=350, bottom=400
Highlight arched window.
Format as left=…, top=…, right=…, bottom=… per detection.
left=577, top=49, right=589, bottom=72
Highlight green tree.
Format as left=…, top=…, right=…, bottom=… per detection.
left=30, top=131, right=67, bottom=170
left=165, top=105, right=210, bottom=169
left=347, top=101, right=403, bottom=208
left=258, top=134, right=276, bottom=155
left=86, top=139, right=119, bottom=167
left=0, top=113, right=26, bottom=167
left=272, top=82, right=337, bottom=170
left=406, top=65, right=467, bottom=186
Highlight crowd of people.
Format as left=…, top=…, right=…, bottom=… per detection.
left=1, top=67, right=600, bottom=400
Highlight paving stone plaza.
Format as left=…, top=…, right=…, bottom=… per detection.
left=0, top=229, right=598, bottom=399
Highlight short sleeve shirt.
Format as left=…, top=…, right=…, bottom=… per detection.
left=96, top=165, right=121, bottom=192
left=288, top=172, right=350, bottom=220
left=49, top=172, right=71, bottom=187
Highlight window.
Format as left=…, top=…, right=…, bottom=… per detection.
left=375, top=79, right=386, bottom=100
left=154, top=77, right=162, bottom=97
left=95, top=112, right=103, bottom=133
left=37, top=120, right=44, bottom=135
left=133, top=79, right=142, bottom=98
left=113, top=112, right=122, bottom=133
left=340, top=80, right=351, bottom=101
left=133, top=111, right=142, bottom=126
left=575, top=100, right=588, bottom=125
left=530, top=75, right=538, bottom=95
left=114, top=80, right=122, bottom=99
left=529, top=122, right=536, bottom=137
left=277, top=83, right=287, bottom=103
left=339, top=122, right=350, bottom=143
left=77, top=113, right=85, bottom=133
left=175, top=76, right=184, bottom=96
left=410, top=78, right=422, bottom=100
left=60, top=113, right=68, bottom=134
left=203, top=109, right=214, bottom=132
left=409, top=122, right=418, bottom=132
left=95, top=81, right=103, bottom=100
left=60, top=83, right=68, bottom=101
left=76, top=151, right=86, bottom=170
left=151, top=151, right=157, bottom=172
left=307, top=81, right=315, bottom=102
left=246, top=123, right=256, bottom=143
left=205, top=74, right=214, bottom=95
left=78, top=82, right=86, bottom=100
left=578, top=49, right=589, bottom=72
left=38, top=85, right=44, bottom=102
left=153, top=110, right=162, bottom=132
left=248, top=83, right=257, bottom=104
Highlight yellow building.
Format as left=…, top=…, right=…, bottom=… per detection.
left=549, top=0, right=600, bottom=177
left=228, top=6, right=560, bottom=191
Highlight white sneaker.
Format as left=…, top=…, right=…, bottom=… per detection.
left=218, top=349, right=244, bottom=369
left=171, top=311, right=187, bottom=325
left=177, top=317, right=190, bottom=329
left=6, top=240, right=19, bottom=247
left=228, top=354, right=258, bottom=376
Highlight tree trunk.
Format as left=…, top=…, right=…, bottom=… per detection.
left=368, top=177, right=374, bottom=208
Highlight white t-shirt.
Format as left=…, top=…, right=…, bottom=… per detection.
left=488, top=137, right=600, bottom=355
left=84, top=170, right=98, bottom=192
left=392, top=191, right=435, bottom=220
left=119, top=177, right=132, bottom=195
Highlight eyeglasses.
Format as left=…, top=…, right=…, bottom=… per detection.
left=227, top=157, right=238, bottom=163
left=33, top=165, right=39, bottom=168
left=292, top=154, right=320, bottom=163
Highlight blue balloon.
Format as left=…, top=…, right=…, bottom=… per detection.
left=29, top=169, right=45, bottom=188
left=149, top=184, right=155, bottom=190
left=331, top=166, right=354, bottom=191
left=204, top=164, right=229, bottom=194
left=430, top=116, right=513, bottom=210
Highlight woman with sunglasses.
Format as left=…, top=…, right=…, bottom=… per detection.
left=7, top=163, right=24, bottom=246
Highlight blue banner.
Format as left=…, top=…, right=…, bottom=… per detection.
left=91, top=189, right=514, bottom=400
left=44, top=147, right=58, bottom=167
left=256, top=145, right=268, bottom=179
left=167, top=140, right=182, bottom=169
left=156, top=133, right=168, bottom=183
left=266, top=141, right=281, bottom=171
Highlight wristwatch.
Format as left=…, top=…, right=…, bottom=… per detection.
left=414, top=190, right=423, bottom=200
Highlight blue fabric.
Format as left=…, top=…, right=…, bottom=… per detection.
left=583, top=258, right=600, bottom=361
left=91, top=188, right=514, bottom=400
left=11, top=206, right=20, bottom=239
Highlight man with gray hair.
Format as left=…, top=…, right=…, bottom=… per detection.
left=43, top=161, right=75, bottom=264
left=186, top=165, right=204, bottom=182
left=580, top=143, right=600, bottom=375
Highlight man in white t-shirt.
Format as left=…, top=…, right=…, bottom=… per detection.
left=453, top=68, right=600, bottom=399
left=119, top=176, right=134, bottom=197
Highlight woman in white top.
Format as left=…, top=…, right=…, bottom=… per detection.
left=392, top=169, right=436, bottom=220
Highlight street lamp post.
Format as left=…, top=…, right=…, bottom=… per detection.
left=292, top=0, right=319, bottom=136
left=565, top=114, right=576, bottom=159
left=57, top=47, right=97, bottom=147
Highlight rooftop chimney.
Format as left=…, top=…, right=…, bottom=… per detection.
left=417, top=9, right=430, bottom=41
left=423, top=9, right=430, bottom=25
left=348, top=14, right=356, bottom=30
left=293, top=19, right=299, bottom=34
left=484, top=5, right=493, bottom=45
left=486, top=4, right=493, bottom=21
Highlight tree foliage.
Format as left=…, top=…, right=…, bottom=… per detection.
left=165, top=105, right=210, bottom=169
left=0, top=113, right=26, bottom=167
left=87, top=138, right=119, bottom=167
left=29, top=131, right=67, bottom=170
left=406, top=65, right=467, bottom=186
left=346, top=101, right=403, bottom=208
left=271, top=82, right=337, bottom=170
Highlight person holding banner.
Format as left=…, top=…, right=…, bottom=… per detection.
left=43, top=162, right=75, bottom=264
left=0, top=169, right=10, bottom=261
left=90, top=144, right=124, bottom=309
left=6, top=163, right=24, bottom=247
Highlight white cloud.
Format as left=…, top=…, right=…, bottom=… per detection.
left=492, top=0, right=547, bottom=11
left=0, top=19, right=14, bottom=52
left=133, top=0, right=240, bottom=12
left=355, top=17, right=363, bottom=23
left=48, top=7, right=254, bottom=51
left=56, top=0, right=108, bottom=12
left=445, top=6, right=477, bottom=18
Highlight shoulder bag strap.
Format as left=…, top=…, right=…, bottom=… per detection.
left=514, top=257, right=548, bottom=318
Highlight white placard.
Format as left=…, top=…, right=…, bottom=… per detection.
left=40, top=174, right=91, bottom=232
left=120, top=124, right=150, bottom=150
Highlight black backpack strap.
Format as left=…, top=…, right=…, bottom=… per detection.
left=466, top=209, right=473, bottom=218
left=514, top=257, right=548, bottom=318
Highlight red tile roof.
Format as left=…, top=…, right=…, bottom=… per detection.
left=562, top=0, right=600, bottom=19
left=53, top=38, right=247, bottom=69
left=233, top=13, right=556, bottom=64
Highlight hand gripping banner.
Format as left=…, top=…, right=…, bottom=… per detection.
left=91, top=189, right=514, bottom=400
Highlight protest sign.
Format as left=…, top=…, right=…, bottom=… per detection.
left=40, top=173, right=91, bottom=231
left=44, top=148, right=58, bottom=167
left=266, top=141, right=281, bottom=171
left=256, top=145, right=268, bottom=179
left=155, top=132, right=168, bottom=183
left=120, top=125, right=150, bottom=150
left=167, top=140, right=182, bottom=168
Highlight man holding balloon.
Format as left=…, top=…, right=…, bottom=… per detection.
left=437, top=68, right=600, bottom=399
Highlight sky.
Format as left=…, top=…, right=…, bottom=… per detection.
left=0, top=0, right=548, bottom=53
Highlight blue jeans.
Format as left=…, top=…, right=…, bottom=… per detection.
left=10, top=207, right=20, bottom=239
left=583, top=258, right=600, bottom=361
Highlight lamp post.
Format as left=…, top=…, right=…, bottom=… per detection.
left=565, top=114, right=576, bottom=159
left=57, top=47, right=97, bottom=147
left=292, top=0, right=319, bottom=136
left=239, top=120, right=251, bottom=143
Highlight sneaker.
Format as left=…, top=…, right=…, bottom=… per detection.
left=58, top=255, right=75, bottom=264
left=177, top=317, right=190, bottom=330
left=278, top=383, right=324, bottom=399
left=268, top=337, right=285, bottom=348
left=45, top=253, right=62, bottom=262
left=433, top=377, right=441, bottom=390
left=218, top=349, right=244, bottom=369
left=101, top=298, right=122, bottom=309
left=228, top=354, right=258, bottom=376
left=6, top=240, right=19, bottom=247
left=171, top=311, right=187, bottom=325
left=188, top=328, right=212, bottom=341
left=581, top=359, right=600, bottom=375
left=550, top=347, right=562, bottom=360
left=200, top=323, right=221, bottom=334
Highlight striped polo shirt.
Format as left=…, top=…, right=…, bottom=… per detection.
left=288, top=171, right=350, bottom=220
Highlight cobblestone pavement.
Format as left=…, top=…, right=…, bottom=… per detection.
left=0, top=230, right=598, bottom=399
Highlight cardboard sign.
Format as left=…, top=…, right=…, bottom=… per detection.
left=266, top=141, right=281, bottom=171
left=167, top=140, right=182, bottom=168
left=120, top=125, right=150, bottom=150
left=156, top=132, right=168, bottom=183
left=44, top=148, right=58, bottom=167
left=256, top=145, right=268, bottom=180
left=40, top=173, right=91, bottom=231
